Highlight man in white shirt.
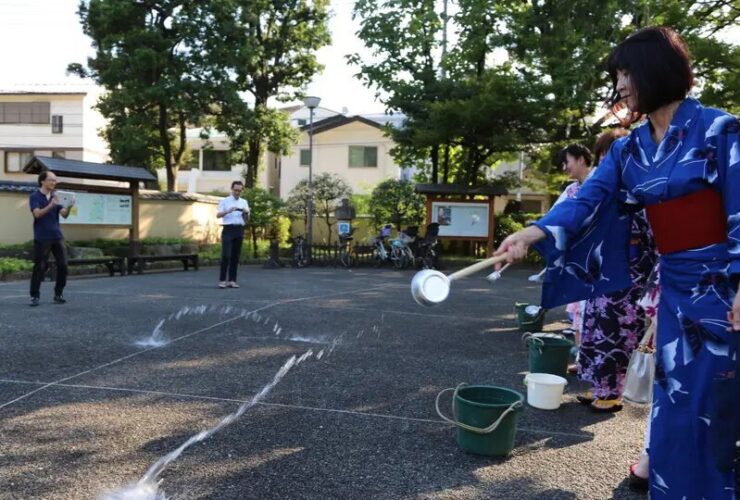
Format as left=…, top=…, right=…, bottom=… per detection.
left=216, top=181, right=250, bottom=288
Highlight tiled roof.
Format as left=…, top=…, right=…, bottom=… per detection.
left=299, top=115, right=386, bottom=135
left=0, top=180, right=36, bottom=193
left=24, top=156, right=157, bottom=183
left=0, top=181, right=219, bottom=203
left=415, top=183, right=508, bottom=197
left=139, top=190, right=221, bottom=203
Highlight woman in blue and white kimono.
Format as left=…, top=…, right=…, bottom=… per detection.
left=497, top=27, right=739, bottom=498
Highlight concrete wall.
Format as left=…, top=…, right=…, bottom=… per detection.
left=0, top=191, right=220, bottom=245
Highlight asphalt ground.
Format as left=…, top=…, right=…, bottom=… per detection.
left=0, top=265, right=648, bottom=500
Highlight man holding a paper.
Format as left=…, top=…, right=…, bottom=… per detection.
left=28, top=171, right=75, bottom=306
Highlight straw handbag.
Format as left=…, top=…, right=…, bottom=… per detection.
left=623, top=319, right=657, bottom=404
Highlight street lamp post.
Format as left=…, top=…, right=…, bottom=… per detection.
left=303, top=96, right=321, bottom=256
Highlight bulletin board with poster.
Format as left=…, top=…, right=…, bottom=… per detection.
left=59, top=192, right=133, bottom=226
left=431, top=201, right=490, bottom=238
left=423, top=195, right=498, bottom=256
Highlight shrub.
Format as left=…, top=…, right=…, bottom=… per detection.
left=494, top=213, right=543, bottom=266
left=0, top=257, right=33, bottom=275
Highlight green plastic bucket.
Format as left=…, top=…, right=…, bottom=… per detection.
left=436, top=384, right=524, bottom=456
left=514, top=302, right=546, bottom=332
left=528, top=336, right=574, bottom=377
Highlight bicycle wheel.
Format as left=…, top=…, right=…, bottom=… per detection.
left=339, top=247, right=354, bottom=268
left=372, top=245, right=384, bottom=267
left=391, top=247, right=405, bottom=270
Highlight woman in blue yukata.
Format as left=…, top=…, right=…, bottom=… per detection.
left=497, top=27, right=739, bottom=498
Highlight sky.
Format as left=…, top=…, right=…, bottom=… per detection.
left=0, top=0, right=386, bottom=114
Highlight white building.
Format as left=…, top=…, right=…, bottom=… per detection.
left=0, top=84, right=109, bottom=183
left=279, top=113, right=406, bottom=198
left=172, top=105, right=344, bottom=195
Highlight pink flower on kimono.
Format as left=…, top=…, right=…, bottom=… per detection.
left=594, top=296, right=609, bottom=311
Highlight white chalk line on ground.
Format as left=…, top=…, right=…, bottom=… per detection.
left=0, top=378, right=592, bottom=440
left=0, top=283, right=396, bottom=411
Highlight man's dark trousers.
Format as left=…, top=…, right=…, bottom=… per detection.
left=30, top=239, right=67, bottom=298
left=220, top=225, right=244, bottom=282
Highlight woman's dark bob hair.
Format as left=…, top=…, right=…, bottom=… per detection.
left=564, top=144, right=593, bottom=167
left=608, top=26, right=693, bottom=115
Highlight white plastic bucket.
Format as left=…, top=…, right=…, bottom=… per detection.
left=524, top=373, right=567, bottom=410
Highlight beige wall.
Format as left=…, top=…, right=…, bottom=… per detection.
left=280, top=121, right=399, bottom=198
left=0, top=191, right=220, bottom=245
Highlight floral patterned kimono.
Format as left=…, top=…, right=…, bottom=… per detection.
left=533, top=98, right=739, bottom=498
left=577, top=211, right=655, bottom=400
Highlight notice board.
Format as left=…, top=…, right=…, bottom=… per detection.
left=60, top=192, right=132, bottom=226
left=430, top=201, right=489, bottom=238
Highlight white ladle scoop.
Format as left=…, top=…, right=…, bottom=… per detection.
left=411, top=253, right=509, bottom=306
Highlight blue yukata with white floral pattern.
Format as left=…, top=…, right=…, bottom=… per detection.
left=533, top=98, right=739, bottom=499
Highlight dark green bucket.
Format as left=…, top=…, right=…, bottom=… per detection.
left=514, top=302, right=546, bottom=332
left=436, top=385, right=524, bottom=456
left=528, top=336, right=574, bottom=377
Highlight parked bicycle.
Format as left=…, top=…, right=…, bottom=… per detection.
left=416, top=222, right=440, bottom=269
left=338, top=229, right=357, bottom=268
left=371, top=224, right=392, bottom=267
left=389, top=226, right=417, bottom=270
left=291, top=234, right=309, bottom=268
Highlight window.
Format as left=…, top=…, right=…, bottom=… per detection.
left=521, top=199, right=543, bottom=213
left=5, top=151, right=34, bottom=173
left=52, top=151, right=66, bottom=159
left=0, top=102, right=50, bottom=124
left=348, top=146, right=378, bottom=168
left=297, top=119, right=307, bottom=126
left=52, top=115, right=63, bottom=133
left=202, top=150, right=230, bottom=171
left=299, top=148, right=311, bottom=166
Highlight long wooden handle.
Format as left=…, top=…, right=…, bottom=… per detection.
left=448, top=253, right=509, bottom=282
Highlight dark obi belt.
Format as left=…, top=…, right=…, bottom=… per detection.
left=645, top=188, right=727, bottom=254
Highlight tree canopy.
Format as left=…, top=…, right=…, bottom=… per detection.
left=351, top=0, right=740, bottom=188
left=368, top=179, right=426, bottom=231
left=70, top=0, right=331, bottom=191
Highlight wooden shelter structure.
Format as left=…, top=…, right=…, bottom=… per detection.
left=415, top=183, right=507, bottom=257
left=23, top=156, right=157, bottom=249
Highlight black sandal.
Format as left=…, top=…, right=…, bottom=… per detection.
left=628, top=463, right=649, bottom=492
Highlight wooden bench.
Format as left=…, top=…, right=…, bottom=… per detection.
left=48, top=247, right=126, bottom=279
left=69, top=256, right=126, bottom=276
left=127, top=254, right=199, bottom=274
left=48, top=256, right=126, bottom=280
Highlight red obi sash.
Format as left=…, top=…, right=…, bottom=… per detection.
left=645, top=188, right=727, bottom=254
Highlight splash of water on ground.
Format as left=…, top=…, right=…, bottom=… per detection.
left=135, top=320, right=168, bottom=347
left=100, top=350, right=314, bottom=500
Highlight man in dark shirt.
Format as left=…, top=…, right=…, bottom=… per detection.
left=29, top=171, right=75, bottom=306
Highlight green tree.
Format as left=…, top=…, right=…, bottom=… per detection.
left=368, top=179, right=425, bottom=232
left=286, top=173, right=352, bottom=244
left=285, top=180, right=309, bottom=231
left=352, top=0, right=739, bottom=190
left=242, top=187, right=286, bottom=258
left=349, top=0, right=446, bottom=181
left=199, top=0, right=331, bottom=187
left=69, top=0, right=217, bottom=190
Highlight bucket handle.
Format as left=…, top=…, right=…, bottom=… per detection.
left=435, top=383, right=523, bottom=435
left=524, top=335, right=545, bottom=354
